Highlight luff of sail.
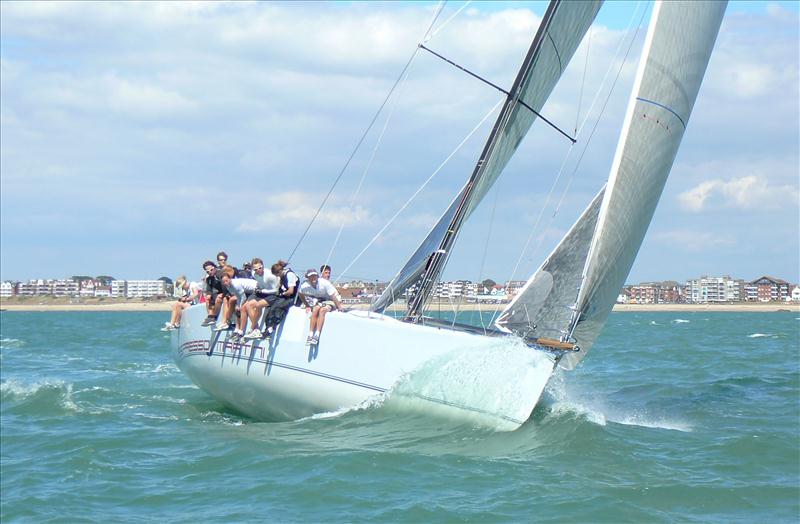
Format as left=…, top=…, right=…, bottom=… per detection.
left=372, top=0, right=603, bottom=314
left=495, top=187, right=605, bottom=341
left=562, top=0, right=727, bottom=370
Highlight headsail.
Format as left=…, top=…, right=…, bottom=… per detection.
left=372, top=0, right=603, bottom=314
left=495, top=187, right=605, bottom=340
left=561, top=0, right=727, bottom=370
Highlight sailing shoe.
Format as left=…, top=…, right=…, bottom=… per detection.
left=305, top=335, right=313, bottom=346
left=230, top=332, right=242, bottom=343
left=243, top=329, right=262, bottom=340
left=213, top=322, right=229, bottom=332
left=310, top=335, right=319, bottom=345
left=233, top=328, right=244, bottom=337
left=160, top=325, right=171, bottom=332
left=200, top=317, right=216, bottom=327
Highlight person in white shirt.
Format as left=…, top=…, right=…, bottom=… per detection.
left=162, top=275, right=201, bottom=331
left=242, top=257, right=280, bottom=340
left=299, top=268, right=344, bottom=346
left=215, top=266, right=258, bottom=340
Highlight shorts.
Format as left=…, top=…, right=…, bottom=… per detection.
left=317, top=300, right=337, bottom=311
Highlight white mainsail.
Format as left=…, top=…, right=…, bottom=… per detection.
left=560, top=0, right=727, bottom=370
left=372, top=0, right=603, bottom=313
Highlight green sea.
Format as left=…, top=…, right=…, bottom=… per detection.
left=1, top=310, right=798, bottom=522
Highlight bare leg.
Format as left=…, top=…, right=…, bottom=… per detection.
left=317, top=306, right=330, bottom=336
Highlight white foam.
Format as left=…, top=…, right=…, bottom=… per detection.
left=0, top=378, right=79, bottom=412
left=0, top=338, right=25, bottom=349
left=748, top=333, right=770, bottom=338
left=612, top=414, right=693, bottom=432
left=649, top=320, right=661, bottom=326
left=384, top=338, right=555, bottom=432
left=672, top=319, right=690, bottom=324
left=543, top=375, right=691, bottom=431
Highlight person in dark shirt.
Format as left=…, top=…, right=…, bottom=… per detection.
left=201, top=260, right=227, bottom=327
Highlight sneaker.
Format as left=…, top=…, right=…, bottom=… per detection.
left=230, top=332, right=242, bottom=342
left=213, top=322, right=229, bottom=332
left=200, top=317, right=216, bottom=327
left=233, top=329, right=243, bottom=337
left=160, top=325, right=171, bottom=332
left=305, top=335, right=313, bottom=346
left=243, top=329, right=262, bottom=340
left=310, top=335, right=319, bottom=345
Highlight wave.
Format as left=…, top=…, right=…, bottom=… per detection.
left=1, top=378, right=80, bottom=412
left=649, top=320, right=661, bottom=326
left=672, top=319, right=690, bottom=324
left=747, top=333, right=773, bottom=338
left=0, top=337, right=25, bottom=349
left=542, top=375, right=692, bottom=432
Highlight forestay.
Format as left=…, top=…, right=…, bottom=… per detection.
left=372, top=0, right=603, bottom=313
left=562, top=0, right=727, bottom=370
left=495, top=187, right=605, bottom=340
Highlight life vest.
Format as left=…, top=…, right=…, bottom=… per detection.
left=280, top=269, right=299, bottom=301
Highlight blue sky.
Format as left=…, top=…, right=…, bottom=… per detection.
left=1, top=1, right=798, bottom=286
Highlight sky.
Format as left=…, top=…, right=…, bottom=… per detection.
left=1, top=1, right=798, bottom=286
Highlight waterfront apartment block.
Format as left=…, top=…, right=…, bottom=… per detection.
left=626, top=281, right=684, bottom=304
left=685, top=276, right=743, bottom=303
left=2, top=278, right=169, bottom=299
left=744, top=276, right=792, bottom=302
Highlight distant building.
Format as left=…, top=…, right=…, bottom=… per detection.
left=125, top=280, right=167, bottom=298
left=111, top=280, right=126, bottom=297
left=685, top=276, right=743, bottom=303
left=0, top=281, right=14, bottom=298
left=626, top=281, right=684, bottom=304
left=791, top=286, right=800, bottom=302
left=745, top=276, right=792, bottom=302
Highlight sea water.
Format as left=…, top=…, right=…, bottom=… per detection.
left=1, top=311, right=798, bottom=522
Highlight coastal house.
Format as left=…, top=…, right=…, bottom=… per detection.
left=0, top=281, right=14, bottom=298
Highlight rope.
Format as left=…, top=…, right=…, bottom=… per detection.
left=323, top=47, right=413, bottom=270
left=575, top=25, right=592, bottom=135
left=336, top=98, right=504, bottom=285
left=506, top=1, right=648, bottom=291
left=287, top=1, right=447, bottom=263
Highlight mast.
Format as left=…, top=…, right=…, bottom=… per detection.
left=404, top=0, right=601, bottom=320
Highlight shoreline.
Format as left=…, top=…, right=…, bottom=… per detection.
left=1, top=300, right=797, bottom=313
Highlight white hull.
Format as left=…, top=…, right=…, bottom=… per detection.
left=171, top=305, right=556, bottom=430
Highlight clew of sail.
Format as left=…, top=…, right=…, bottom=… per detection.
left=560, top=0, right=727, bottom=370
left=495, top=187, right=605, bottom=341
left=372, top=0, right=603, bottom=313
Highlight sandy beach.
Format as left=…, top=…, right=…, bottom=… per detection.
left=1, top=298, right=797, bottom=313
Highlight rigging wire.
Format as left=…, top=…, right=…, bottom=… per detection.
left=505, top=1, right=647, bottom=293
left=575, top=25, right=592, bottom=136
left=324, top=48, right=414, bottom=271
left=336, top=98, right=504, bottom=285
left=551, top=4, right=651, bottom=220
left=427, top=1, right=472, bottom=41
left=286, top=1, right=447, bottom=263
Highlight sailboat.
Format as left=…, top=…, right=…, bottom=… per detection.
left=172, top=0, right=727, bottom=430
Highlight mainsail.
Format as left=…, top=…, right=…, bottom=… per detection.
left=372, top=0, right=603, bottom=314
left=559, top=0, right=727, bottom=370
left=495, top=187, right=605, bottom=340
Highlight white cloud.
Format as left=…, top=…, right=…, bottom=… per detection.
left=236, top=192, right=373, bottom=232
left=678, top=175, right=799, bottom=212
left=652, top=230, right=736, bottom=252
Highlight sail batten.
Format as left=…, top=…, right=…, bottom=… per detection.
left=373, top=0, right=603, bottom=314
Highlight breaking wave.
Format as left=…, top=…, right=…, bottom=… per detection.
left=672, top=319, right=690, bottom=324
left=748, top=333, right=771, bottom=338
left=542, top=375, right=692, bottom=432
left=1, top=378, right=79, bottom=412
